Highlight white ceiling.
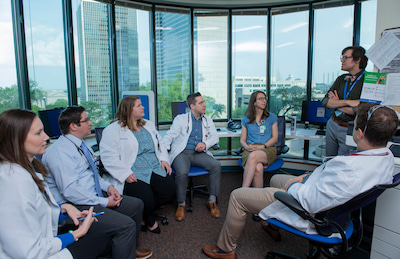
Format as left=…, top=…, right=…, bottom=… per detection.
left=136, top=0, right=317, bottom=9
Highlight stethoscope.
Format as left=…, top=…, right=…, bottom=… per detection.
left=186, top=112, right=210, bottom=134
left=64, top=135, right=94, bottom=164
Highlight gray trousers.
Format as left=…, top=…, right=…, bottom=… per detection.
left=172, top=150, right=221, bottom=203
left=217, top=174, right=294, bottom=253
left=77, top=195, right=144, bottom=259
left=325, top=118, right=355, bottom=157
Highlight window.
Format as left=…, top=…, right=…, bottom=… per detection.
left=194, top=10, right=228, bottom=120
left=23, top=0, right=68, bottom=113
left=360, top=0, right=377, bottom=72
left=232, top=11, right=267, bottom=119
left=0, top=0, right=19, bottom=113
left=270, top=8, right=308, bottom=120
left=155, top=9, right=190, bottom=122
left=312, top=5, right=354, bottom=101
left=73, top=0, right=113, bottom=127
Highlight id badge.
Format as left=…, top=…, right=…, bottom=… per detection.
left=334, top=110, right=342, bottom=117
left=260, top=125, right=265, bottom=135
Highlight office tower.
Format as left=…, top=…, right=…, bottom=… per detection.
left=76, top=0, right=139, bottom=109
left=155, top=12, right=190, bottom=84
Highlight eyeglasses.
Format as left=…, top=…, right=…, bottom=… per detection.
left=257, top=97, right=267, bottom=102
left=78, top=118, right=90, bottom=124
left=340, top=55, right=353, bottom=61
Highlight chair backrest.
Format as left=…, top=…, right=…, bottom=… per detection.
left=95, top=127, right=105, bottom=147
left=276, top=116, right=289, bottom=155
left=315, top=172, right=400, bottom=236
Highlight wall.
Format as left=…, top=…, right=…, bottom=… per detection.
left=376, top=0, right=400, bottom=40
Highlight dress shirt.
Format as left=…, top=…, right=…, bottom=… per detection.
left=43, top=134, right=111, bottom=207
left=185, top=112, right=203, bottom=150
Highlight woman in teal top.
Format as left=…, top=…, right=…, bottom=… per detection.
left=240, top=91, right=278, bottom=189
left=100, top=96, right=175, bottom=234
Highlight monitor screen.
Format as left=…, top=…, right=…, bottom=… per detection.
left=171, top=101, right=189, bottom=119
left=301, top=101, right=333, bottom=125
left=38, top=108, right=64, bottom=138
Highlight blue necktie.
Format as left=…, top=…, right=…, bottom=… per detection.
left=80, top=141, right=104, bottom=197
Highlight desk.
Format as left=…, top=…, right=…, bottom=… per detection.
left=161, top=127, right=326, bottom=160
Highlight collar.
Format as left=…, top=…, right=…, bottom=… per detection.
left=190, top=111, right=203, bottom=121
left=63, top=134, right=83, bottom=146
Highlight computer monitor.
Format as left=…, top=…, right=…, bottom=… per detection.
left=301, top=101, right=333, bottom=135
left=171, top=101, right=189, bottom=119
left=38, top=108, right=64, bottom=139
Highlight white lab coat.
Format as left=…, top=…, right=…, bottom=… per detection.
left=0, top=162, right=73, bottom=259
left=100, top=120, right=169, bottom=193
left=259, top=147, right=395, bottom=235
left=161, top=112, right=219, bottom=164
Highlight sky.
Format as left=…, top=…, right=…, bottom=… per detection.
left=0, top=0, right=377, bottom=92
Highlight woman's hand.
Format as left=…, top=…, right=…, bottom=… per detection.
left=71, top=206, right=96, bottom=241
left=161, top=160, right=172, bottom=175
left=126, top=173, right=137, bottom=183
left=61, top=203, right=85, bottom=226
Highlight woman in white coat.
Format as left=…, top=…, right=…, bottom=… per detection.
left=100, top=96, right=176, bottom=234
left=0, top=109, right=109, bottom=259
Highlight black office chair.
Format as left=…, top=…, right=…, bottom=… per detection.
left=265, top=172, right=400, bottom=259
left=95, top=127, right=169, bottom=225
left=237, top=116, right=289, bottom=173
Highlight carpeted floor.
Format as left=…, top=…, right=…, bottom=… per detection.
left=138, top=168, right=311, bottom=259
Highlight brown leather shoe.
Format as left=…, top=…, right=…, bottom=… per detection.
left=202, top=245, right=236, bottom=259
left=175, top=205, right=185, bottom=221
left=136, top=248, right=152, bottom=259
left=206, top=201, right=220, bottom=218
left=261, top=221, right=281, bottom=241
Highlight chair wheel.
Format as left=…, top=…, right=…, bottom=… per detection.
left=266, top=252, right=275, bottom=259
left=162, top=218, right=169, bottom=226
left=187, top=206, right=193, bottom=213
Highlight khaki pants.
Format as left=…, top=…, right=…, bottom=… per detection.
left=217, top=174, right=294, bottom=253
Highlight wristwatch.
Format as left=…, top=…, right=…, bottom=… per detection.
left=264, top=144, right=267, bottom=148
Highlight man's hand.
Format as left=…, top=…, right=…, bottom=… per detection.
left=284, top=174, right=308, bottom=190
left=195, top=142, right=206, bottom=152
left=328, top=90, right=339, bottom=100
left=161, top=160, right=172, bottom=175
left=107, top=185, right=123, bottom=207
left=125, top=173, right=137, bottom=183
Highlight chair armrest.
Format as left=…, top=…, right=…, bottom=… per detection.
left=274, top=191, right=309, bottom=220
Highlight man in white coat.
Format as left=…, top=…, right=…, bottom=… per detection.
left=202, top=103, right=399, bottom=259
left=161, top=92, right=221, bottom=221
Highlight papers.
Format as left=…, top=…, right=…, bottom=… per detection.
left=366, top=29, right=400, bottom=72
left=360, top=72, right=387, bottom=104
left=383, top=73, right=400, bottom=106
left=360, top=72, right=400, bottom=106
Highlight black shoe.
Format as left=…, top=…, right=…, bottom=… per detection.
left=148, top=225, right=161, bottom=234
left=252, top=214, right=262, bottom=222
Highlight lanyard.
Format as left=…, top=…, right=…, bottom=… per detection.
left=344, top=70, right=365, bottom=100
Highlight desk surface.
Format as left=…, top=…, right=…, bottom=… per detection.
left=215, top=127, right=325, bottom=142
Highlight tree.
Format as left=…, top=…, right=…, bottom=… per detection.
left=0, top=84, right=19, bottom=113
left=269, top=85, right=305, bottom=119
left=81, top=101, right=108, bottom=128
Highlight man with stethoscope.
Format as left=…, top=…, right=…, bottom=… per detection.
left=161, top=92, right=221, bottom=222
left=322, top=46, right=368, bottom=157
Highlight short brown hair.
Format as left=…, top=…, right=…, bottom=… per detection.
left=114, top=96, right=146, bottom=130
left=355, top=103, right=399, bottom=147
left=58, top=106, right=86, bottom=135
left=186, top=92, right=202, bottom=108
left=342, top=46, right=368, bottom=70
